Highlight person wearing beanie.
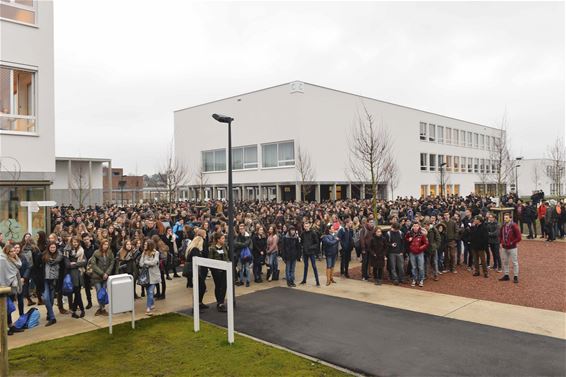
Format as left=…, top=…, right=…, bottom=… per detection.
left=470, top=215, right=489, bottom=278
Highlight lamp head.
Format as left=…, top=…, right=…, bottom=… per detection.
left=212, top=113, right=234, bottom=124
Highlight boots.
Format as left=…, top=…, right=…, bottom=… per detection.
left=266, top=268, right=272, bottom=282
left=326, top=268, right=332, bottom=286
left=330, top=267, right=337, bottom=283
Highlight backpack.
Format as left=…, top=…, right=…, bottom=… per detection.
left=62, top=273, right=74, bottom=295
left=240, top=247, right=252, bottom=263
left=14, top=307, right=40, bottom=330
left=353, top=229, right=361, bottom=249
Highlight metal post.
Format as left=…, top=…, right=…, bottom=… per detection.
left=227, top=121, right=236, bottom=305
left=0, top=287, right=13, bottom=377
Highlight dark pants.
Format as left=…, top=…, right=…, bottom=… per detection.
left=16, top=292, right=24, bottom=316
left=540, top=218, right=546, bottom=237
left=211, top=268, right=227, bottom=305
left=456, top=240, right=462, bottom=265
left=196, top=269, right=207, bottom=303
left=361, top=252, right=369, bottom=279
left=371, top=265, right=383, bottom=281
left=340, top=248, right=352, bottom=276
left=302, top=254, right=320, bottom=284
left=464, top=242, right=472, bottom=267
left=489, top=242, right=501, bottom=269
left=71, top=286, right=84, bottom=312
left=84, top=273, right=92, bottom=304
left=472, top=249, right=487, bottom=275
left=253, top=256, right=263, bottom=281
left=446, top=240, right=457, bottom=272
left=547, top=222, right=556, bottom=241
left=525, top=221, right=534, bottom=237
left=156, top=268, right=166, bottom=297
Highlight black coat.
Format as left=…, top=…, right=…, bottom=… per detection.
left=282, top=235, right=301, bottom=262
left=369, top=235, right=386, bottom=268
left=301, top=230, right=320, bottom=256
left=251, top=234, right=267, bottom=259
left=470, top=223, right=489, bottom=251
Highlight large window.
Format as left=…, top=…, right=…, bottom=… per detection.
left=446, top=155, right=452, bottom=172
left=429, top=124, right=436, bottom=142
left=0, top=0, right=36, bottom=25
left=473, top=133, right=479, bottom=148
left=0, top=66, right=35, bottom=132
left=454, top=156, right=459, bottom=173
left=460, top=130, right=466, bottom=146
left=467, top=157, right=472, bottom=173
left=232, top=145, right=258, bottom=170
left=0, top=185, right=47, bottom=242
left=474, top=158, right=479, bottom=173
left=445, top=127, right=452, bottom=144
left=202, top=149, right=226, bottom=172
left=419, top=122, right=427, bottom=140
left=437, top=126, right=444, bottom=143
left=480, top=134, right=485, bottom=149
left=480, top=158, right=485, bottom=173
left=452, top=128, right=459, bottom=145
left=420, top=153, right=428, bottom=171
left=262, top=141, right=294, bottom=168
left=438, top=154, right=444, bottom=170
left=467, top=131, right=473, bottom=147
left=429, top=154, right=436, bottom=172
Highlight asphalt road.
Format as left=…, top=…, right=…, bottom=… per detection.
left=180, top=287, right=566, bottom=377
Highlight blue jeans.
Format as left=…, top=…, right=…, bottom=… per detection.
left=43, top=280, right=56, bottom=321
left=94, top=281, right=107, bottom=309
left=239, top=261, right=251, bottom=283
left=409, top=253, right=425, bottom=282
left=325, top=254, right=337, bottom=268
left=285, top=259, right=296, bottom=284
left=146, top=283, right=155, bottom=310
left=388, top=253, right=404, bottom=282
left=302, top=254, right=320, bottom=284
left=268, top=253, right=278, bottom=274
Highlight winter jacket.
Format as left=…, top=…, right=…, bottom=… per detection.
left=369, top=235, right=387, bottom=268
left=64, top=247, right=86, bottom=287
left=386, top=230, right=404, bottom=254
left=500, top=222, right=522, bottom=249
left=301, top=230, right=320, bottom=256
left=426, top=226, right=441, bottom=255
left=234, top=233, right=252, bottom=259
left=251, top=234, right=267, bottom=259
left=443, top=220, right=458, bottom=241
left=470, top=223, right=489, bottom=251
left=282, top=234, right=301, bottom=262
left=486, top=221, right=500, bottom=244
left=404, top=230, right=429, bottom=255
left=44, top=252, right=63, bottom=280
left=321, top=235, right=340, bottom=257
left=89, top=250, right=115, bottom=285
left=209, top=244, right=229, bottom=262
left=139, top=251, right=161, bottom=285
left=337, top=227, right=354, bottom=252
left=360, top=224, right=375, bottom=252
left=0, top=252, right=22, bottom=294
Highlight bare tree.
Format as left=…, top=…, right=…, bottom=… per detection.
left=383, top=159, right=400, bottom=200
left=347, top=104, right=393, bottom=218
left=195, top=161, right=209, bottom=202
left=72, top=165, right=90, bottom=207
left=546, top=137, right=566, bottom=196
left=488, top=113, right=514, bottom=197
left=295, top=143, right=316, bottom=201
left=531, top=161, right=543, bottom=191
left=157, top=140, right=190, bottom=202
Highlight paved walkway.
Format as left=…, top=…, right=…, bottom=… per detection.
left=183, top=287, right=566, bottom=377
left=8, top=258, right=566, bottom=351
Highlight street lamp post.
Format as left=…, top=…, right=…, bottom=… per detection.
left=212, top=113, right=236, bottom=306
left=440, top=162, right=447, bottom=197
left=515, top=157, right=523, bottom=198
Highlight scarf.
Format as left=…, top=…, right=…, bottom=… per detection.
left=502, top=222, right=514, bottom=246
left=0, top=253, right=22, bottom=293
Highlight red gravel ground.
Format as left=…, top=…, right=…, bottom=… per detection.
left=340, top=240, right=566, bottom=312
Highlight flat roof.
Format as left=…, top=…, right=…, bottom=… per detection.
left=174, top=80, right=498, bottom=130
left=56, top=156, right=111, bottom=163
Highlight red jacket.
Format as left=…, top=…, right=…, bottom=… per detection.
left=537, top=205, right=547, bottom=220
left=404, top=230, right=429, bottom=254
left=499, top=222, right=522, bottom=249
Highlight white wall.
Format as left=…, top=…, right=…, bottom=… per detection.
left=516, top=159, right=561, bottom=197
left=0, top=1, right=55, bottom=180
left=53, top=160, right=105, bottom=190
left=174, top=82, right=502, bottom=197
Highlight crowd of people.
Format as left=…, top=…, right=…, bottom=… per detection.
left=0, top=191, right=564, bottom=336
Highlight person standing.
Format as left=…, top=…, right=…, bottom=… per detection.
left=209, top=232, right=229, bottom=312
left=251, top=226, right=267, bottom=283
left=442, top=212, right=458, bottom=274
left=470, top=216, right=489, bottom=278
left=321, top=228, right=340, bottom=286
left=186, top=231, right=208, bottom=309
left=368, top=227, right=387, bottom=285
left=499, top=213, right=522, bottom=283
left=139, top=240, right=160, bottom=316
left=0, top=244, right=23, bottom=334
left=425, top=220, right=440, bottom=281
left=538, top=202, right=547, bottom=239
left=486, top=214, right=502, bottom=272
left=81, top=234, right=96, bottom=308
left=337, top=219, right=354, bottom=278
left=282, top=226, right=301, bottom=287
left=89, top=239, right=115, bottom=316
left=63, top=237, right=87, bottom=318
left=386, top=222, right=405, bottom=285
left=42, top=242, right=62, bottom=327
left=266, top=226, right=279, bottom=281
left=359, top=219, right=375, bottom=281
left=234, top=223, right=252, bottom=286
left=299, top=222, right=320, bottom=286
left=404, top=222, right=429, bottom=287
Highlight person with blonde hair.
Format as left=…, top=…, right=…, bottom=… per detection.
left=139, top=240, right=160, bottom=316
left=63, top=236, right=87, bottom=318
left=186, top=231, right=208, bottom=309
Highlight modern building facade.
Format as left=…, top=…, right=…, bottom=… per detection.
left=174, top=81, right=505, bottom=201
left=0, top=0, right=55, bottom=241
left=514, top=158, right=564, bottom=198
left=52, top=157, right=111, bottom=207
left=102, top=167, right=143, bottom=204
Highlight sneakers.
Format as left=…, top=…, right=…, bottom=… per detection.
left=299, top=281, right=306, bottom=285
left=217, top=304, right=227, bottom=313
left=45, top=319, right=57, bottom=327
left=433, top=276, right=439, bottom=281
left=418, top=281, right=424, bottom=287
left=245, top=282, right=250, bottom=287
left=499, top=275, right=510, bottom=281
left=199, top=303, right=209, bottom=310
left=145, top=310, right=153, bottom=316
left=513, top=276, right=519, bottom=284
left=411, top=280, right=416, bottom=287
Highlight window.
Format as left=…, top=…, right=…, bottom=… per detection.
left=480, top=158, right=485, bottom=173
left=429, top=124, right=436, bottom=142
left=429, top=154, right=436, bottom=171
left=473, top=133, right=479, bottom=148
left=491, top=136, right=496, bottom=150
left=550, top=184, right=564, bottom=196
left=419, top=122, right=427, bottom=140
left=461, top=157, right=466, bottom=173
left=0, top=66, right=35, bottom=132
left=437, top=154, right=445, bottom=170
left=454, top=156, right=459, bottom=173
left=495, top=137, right=501, bottom=149
left=430, top=185, right=437, bottom=197
left=445, top=127, right=452, bottom=144
left=232, top=145, right=258, bottom=170
left=460, top=130, right=466, bottom=146
left=446, top=155, right=452, bottom=172
left=420, top=153, right=428, bottom=171
left=202, top=149, right=226, bottom=172
left=491, top=160, right=497, bottom=173
left=468, top=157, right=473, bottom=173
left=486, top=136, right=491, bottom=150
left=0, top=0, right=36, bottom=25
left=474, top=158, right=479, bottom=173
left=452, top=128, right=459, bottom=145
left=420, top=185, right=428, bottom=198
left=485, top=159, right=490, bottom=174
left=446, top=184, right=453, bottom=195
left=480, top=134, right=485, bottom=149
left=437, top=126, right=444, bottom=143
left=467, top=132, right=472, bottom=147
left=454, top=184, right=460, bottom=195
left=262, top=141, right=294, bottom=168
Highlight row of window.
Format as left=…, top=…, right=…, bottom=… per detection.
left=419, top=184, right=461, bottom=197
left=0, top=66, right=36, bottom=132
left=0, top=0, right=36, bottom=25
left=419, top=153, right=501, bottom=175
left=202, top=141, right=295, bottom=172
left=419, top=122, right=500, bottom=151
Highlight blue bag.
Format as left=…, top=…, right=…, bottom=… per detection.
left=97, top=286, right=109, bottom=305
left=26, top=307, right=40, bottom=328
left=62, top=273, right=74, bottom=295
left=7, top=297, right=15, bottom=314
left=240, top=247, right=252, bottom=263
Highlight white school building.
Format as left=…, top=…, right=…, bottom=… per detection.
left=174, top=81, right=505, bottom=202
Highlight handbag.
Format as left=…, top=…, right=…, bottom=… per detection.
left=7, top=296, right=16, bottom=314
left=137, top=266, right=150, bottom=287
left=62, top=274, right=74, bottom=295
left=97, top=287, right=109, bottom=305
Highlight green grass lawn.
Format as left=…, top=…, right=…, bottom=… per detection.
left=9, top=313, right=348, bottom=377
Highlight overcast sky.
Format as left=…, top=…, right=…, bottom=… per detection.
left=54, top=1, right=565, bottom=175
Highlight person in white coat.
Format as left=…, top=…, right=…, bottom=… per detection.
left=139, top=240, right=160, bottom=316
